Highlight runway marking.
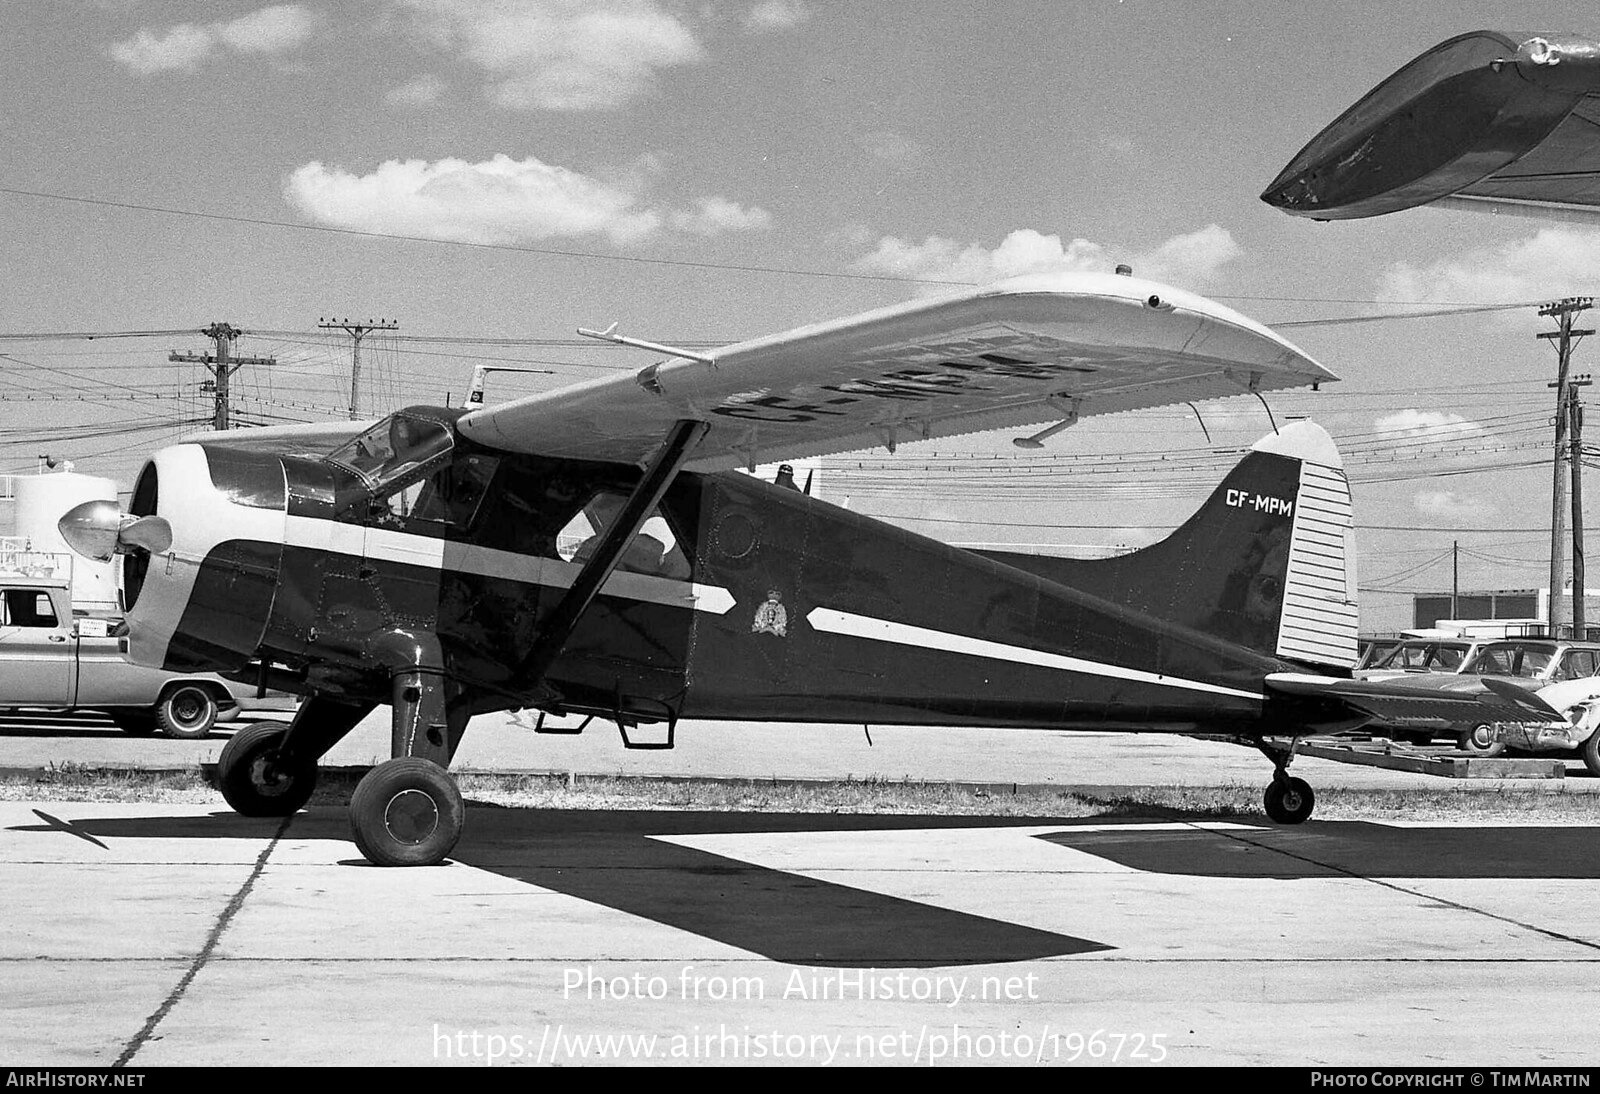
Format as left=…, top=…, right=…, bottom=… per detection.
left=1201, top=822, right=1600, bottom=953
left=114, top=815, right=291, bottom=1067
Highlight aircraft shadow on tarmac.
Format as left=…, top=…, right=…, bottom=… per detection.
left=6, top=806, right=1111, bottom=968
left=17, top=808, right=1598, bottom=964
left=1037, top=820, right=1600, bottom=879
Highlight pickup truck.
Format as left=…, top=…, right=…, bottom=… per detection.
left=0, top=575, right=294, bottom=738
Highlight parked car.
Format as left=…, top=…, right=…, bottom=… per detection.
left=0, top=576, right=296, bottom=738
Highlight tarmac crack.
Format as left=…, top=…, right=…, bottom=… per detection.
left=1198, top=822, right=1600, bottom=952
left=112, top=814, right=291, bottom=1067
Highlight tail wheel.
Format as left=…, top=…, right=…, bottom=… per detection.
left=350, top=758, right=464, bottom=867
left=1263, top=776, right=1315, bottom=824
left=1457, top=724, right=1505, bottom=757
left=218, top=722, right=317, bottom=816
left=157, top=683, right=221, bottom=740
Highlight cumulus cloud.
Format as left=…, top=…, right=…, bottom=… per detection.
left=744, top=1, right=812, bottom=32
left=108, top=4, right=319, bottom=73
left=1373, top=409, right=1486, bottom=441
left=1378, top=227, right=1600, bottom=305
left=853, top=225, right=1241, bottom=290
left=392, top=0, right=703, bottom=111
left=669, top=196, right=772, bottom=235
left=1413, top=489, right=1495, bottom=522
left=284, top=154, right=770, bottom=246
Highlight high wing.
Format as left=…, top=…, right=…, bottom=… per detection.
left=1263, top=31, right=1600, bottom=222
left=457, top=271, right=1333, bottom=471
left=1266, top=672, right=1564, bottom=728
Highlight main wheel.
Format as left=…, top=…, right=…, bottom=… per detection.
left=349, top=757, right=464, bottom=867
left=1582, top=731, right=1600, bottom=778
left=1457, top=724, right=1505, bottom=757
left=1263, top=776, right=1315, bottom=824
left=217, top=722, right=317, bottom=816
left=157, top=683, right=221, bottom=740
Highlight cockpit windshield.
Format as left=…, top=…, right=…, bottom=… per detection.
left=325, top=414, right=454, bottom=491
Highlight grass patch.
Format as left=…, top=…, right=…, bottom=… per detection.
left=0, top=761, right=218, bottom=803
left=2, top=765, right=1599, bottom=823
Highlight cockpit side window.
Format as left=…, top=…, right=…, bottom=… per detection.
left=556, top=491, right=692, bottom=579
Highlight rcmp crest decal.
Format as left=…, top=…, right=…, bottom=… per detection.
left=751, top=589, right=788, bottom=637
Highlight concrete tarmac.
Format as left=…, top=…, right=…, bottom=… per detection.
left=4, top=711, right=1600, bottom=1067
left=5, top=800, right=1599, bottom=1067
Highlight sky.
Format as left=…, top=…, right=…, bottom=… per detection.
left=4, top=1, right=1600, bottom=632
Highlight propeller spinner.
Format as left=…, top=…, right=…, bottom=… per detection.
left=58, top=499, right=173, bottom=562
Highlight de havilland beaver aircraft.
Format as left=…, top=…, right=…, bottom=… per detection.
left=58, top=270, right=1557, bottom=867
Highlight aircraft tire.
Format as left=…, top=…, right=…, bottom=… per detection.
left=1457, top=724, right=1505, bottom=758
left=349, top=757, right=463, bottom=867
left=218, top=722, right=318, bottom=817
left=1263, top=776, right=1314, bottom=824
left=1582, top=731, right=1600, bottom=779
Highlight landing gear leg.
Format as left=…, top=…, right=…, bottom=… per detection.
left=350, top=629, right=468, bottom=867
left=1254, top=737, right=1315, bottom=825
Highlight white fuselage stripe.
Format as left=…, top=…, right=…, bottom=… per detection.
left=805, top=607, right=1264, bottom=701
left=283, top=513, right=735, bottom=615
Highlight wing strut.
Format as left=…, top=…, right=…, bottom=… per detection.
left=514, top=418, right=710, bottom=688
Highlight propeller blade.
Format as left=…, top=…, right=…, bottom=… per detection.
left=120, top=516, right=173, bottom=555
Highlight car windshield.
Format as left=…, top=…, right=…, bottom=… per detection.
left=1372, top=641, right=1468, bottom=671
left=1460, top=643, right=1555, bottom=679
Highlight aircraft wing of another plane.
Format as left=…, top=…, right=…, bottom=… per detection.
left=1263, top=30, right=1600, bottom=222
left=456, top=271, right=1334, bottom=471
left=1266, top=672, right=1564, bottom=728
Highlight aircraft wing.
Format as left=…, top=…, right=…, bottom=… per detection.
left=1265, top=672, right=1564, bottom=728
left=1263, top=31, right=1600, bottom=222
left=456, top=271, right=1333, bottom=471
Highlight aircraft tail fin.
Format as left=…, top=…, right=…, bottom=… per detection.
left=976, top=421, right=1359, bottom=670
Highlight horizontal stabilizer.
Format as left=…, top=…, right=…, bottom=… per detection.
left=1266, top=672, right=1563, bottom=727
left=1478, top=676, right=1565, bottom=721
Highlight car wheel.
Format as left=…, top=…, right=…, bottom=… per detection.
left=1582, top=731, right=1600, bottom=778
left=157, top=684, right=220, bottom=739
left=1458, top=724, right=1505, bottom=757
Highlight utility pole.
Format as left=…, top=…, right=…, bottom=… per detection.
left=169, top=323, right=276, bottom=431
left=1452, top=539, right=1459, bottom=621
left=1573, top=375, right=1593, bottom=635
left=318, top=317, right=398, bottom=420
left=1539, top=298, right=1594, bottom=635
